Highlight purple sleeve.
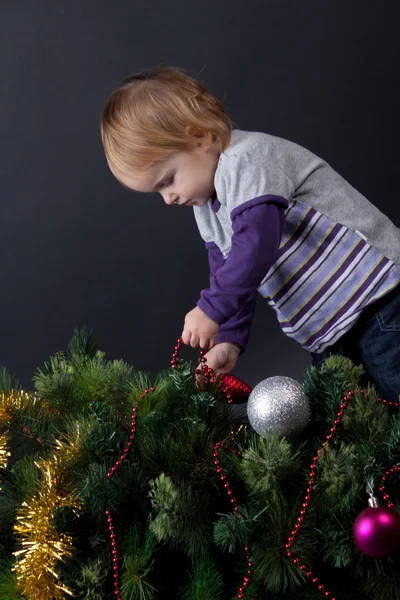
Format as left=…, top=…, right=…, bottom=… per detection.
left=197, top=196, right=287, bottom=326
left=206, top=241, right=257, bottom=353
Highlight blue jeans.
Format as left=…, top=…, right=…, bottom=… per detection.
left=310, top=284, right=400, bottom=404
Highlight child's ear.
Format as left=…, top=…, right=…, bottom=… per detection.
left=185, top=126, right=213, bottom=149
left=185, top=125, right=203, bottom=139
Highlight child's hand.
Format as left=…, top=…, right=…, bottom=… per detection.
left=195, top=342, right=241, bottom=387
left=181, top=306, right=220, bottom=349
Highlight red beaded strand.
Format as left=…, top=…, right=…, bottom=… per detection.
left=283, top=390, right=356, bottom=600
left=105, top=336, right=400, bottom=600
left=104, top=338, right=236, bottom=599
left=172, top=337, right=234, bottom=403
left=379, top=464, right=400, bottom=508
left=171, top=337, right=183, bottom=369
left=213, top=442, right=252, bottom=599
left=285, top=388, right=399, bottom=599
left=374, top=395, right=400, bottom=409
left=105, top=385, right=155, bottom=599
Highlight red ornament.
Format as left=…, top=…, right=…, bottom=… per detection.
left=220, top=374, right=252, bottom=404
left=353, top=499, right=400, bottom=558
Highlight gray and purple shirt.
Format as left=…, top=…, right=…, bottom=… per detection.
left=193, top=129, right=400, bottom=354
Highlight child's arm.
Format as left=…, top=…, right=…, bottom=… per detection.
left=197, top=199, right=286, bottom=326
left=181, top=242, right=256, bottom=350
left=183, top=147, right=294, bottom=350
left=182, top=199, right=286, bottom=348
left=206, top=241, right=257, bottom=353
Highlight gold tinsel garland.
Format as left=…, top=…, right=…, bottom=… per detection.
left=0, top=389, right=33, bottom=427
left=0, top=431, right=11, bottom=488
left=0, top=390, right=31, bottom=489
left=12, top=446, right=84, bottom=599
left=1, top=390, right=85, bottom=599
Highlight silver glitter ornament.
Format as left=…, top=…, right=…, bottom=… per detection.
left=247, top=376, right=310, bottom=437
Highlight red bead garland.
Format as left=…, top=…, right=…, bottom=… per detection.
left=104, top=338, right=241, bottom=599
left=105, top=337, right=400, bottom=600
left=284, top=388, right=400, bottom=599
left=105, top=385, right=155, bottom=599
left=283, top=391, right=356, bottom=600
left=213, top=442, right=252, bottom=599
left=379, top=464, right=400, bottom=508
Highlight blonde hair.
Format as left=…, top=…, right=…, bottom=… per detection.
left=100, top=65, right=233, bottom=178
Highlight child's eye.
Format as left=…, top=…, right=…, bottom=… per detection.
left=161, top=177, right=174, bottom=188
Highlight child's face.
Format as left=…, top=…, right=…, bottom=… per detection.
left=117, top=137, right=220, bottom=207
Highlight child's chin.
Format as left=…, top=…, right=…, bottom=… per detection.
left=190, top=198, right=208, bottom=207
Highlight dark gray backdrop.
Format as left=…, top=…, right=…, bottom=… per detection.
left=1, top=1, right=399, bottom=389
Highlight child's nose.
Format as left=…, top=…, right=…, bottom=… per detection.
left=164, top=192, right=179, bottom=205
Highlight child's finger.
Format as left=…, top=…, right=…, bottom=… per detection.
left=190, top=334, right=200, bottom=348
left=200, top=336, right=210, bottom=349
left=181, top=329, right=191, bottom=345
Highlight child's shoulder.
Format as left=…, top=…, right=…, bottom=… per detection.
left=212, top=130, right=302, bottom=210
left=222, top=129, right=276, bottom=159
left=217, top=129, right=324, bottom=191
left=221, top=129, right=321, bottom=168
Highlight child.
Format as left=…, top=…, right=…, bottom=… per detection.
left=101, top=66, right=400, bottom=404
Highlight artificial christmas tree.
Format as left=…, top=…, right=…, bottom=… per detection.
left=0, top=327, right=399, bottom=599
